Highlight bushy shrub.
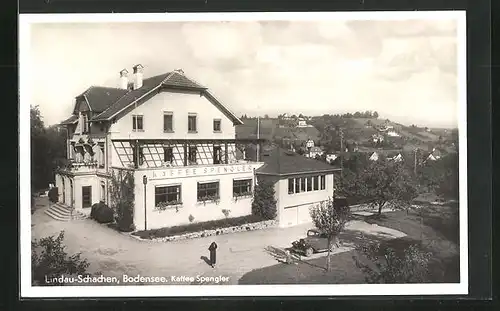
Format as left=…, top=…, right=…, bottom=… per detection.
left=90, top=201, right=114, bottom=224
left=31, top=231, right=90, bottom=285
left=251, top=178, right=277, bottom=220
left=48, top=187, right=58, bottom=203
left=109, top=170, right=135, bottom=232
left=116, top=202, right=135, bottom=232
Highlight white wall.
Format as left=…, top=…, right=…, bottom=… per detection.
left=72, top=175, right=107, bottom=214
left=109, top=90, right=236, bottom=140
left=133, top=163, right=263, bottom=231
left=276, top=174, right=334, bottom=227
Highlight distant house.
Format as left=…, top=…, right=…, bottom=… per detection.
left=304, top=146, right=324, bottom=158
left=372, top=133, right=385, bottom=143
left=387, top=130, right=400, bottom=137
left=369, top=150, right=404, bottom=162
left=325, top=153, right=338, bottom=163
left=387, top=153, right=404, bottom=162
left=369, top=152, right=380, bottom=161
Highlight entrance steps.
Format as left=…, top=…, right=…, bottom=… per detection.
left=44, top=202, right=88, bottom=221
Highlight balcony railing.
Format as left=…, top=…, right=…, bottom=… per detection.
left=58, top=160, right=106, bottom=174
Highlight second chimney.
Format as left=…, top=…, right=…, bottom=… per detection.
left=119, top=69, right=129, bottom=89
left=132, top=64, right=144, bottom=89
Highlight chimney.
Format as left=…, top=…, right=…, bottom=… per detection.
left=132, top=64, right=144, bottom=89
left=119, top=69, right=129, bottom=89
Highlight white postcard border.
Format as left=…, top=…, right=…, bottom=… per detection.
left=19, top=11, right=468, bottom=298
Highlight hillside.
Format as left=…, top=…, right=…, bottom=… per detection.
left=236, top=115, right=455, bottom=154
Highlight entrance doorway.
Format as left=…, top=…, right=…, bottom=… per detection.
left=82, top=186, right=92, bottom=208
left=62, top=178, right=66, bottom=204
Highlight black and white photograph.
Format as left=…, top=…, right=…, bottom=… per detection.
left=20, top=12, right=467, bottom=297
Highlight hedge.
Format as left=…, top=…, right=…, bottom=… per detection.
left=132, top=214, right=266, bottom=239
left=90, top=202, right=114, bottom=224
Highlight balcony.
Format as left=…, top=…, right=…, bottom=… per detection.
left=57, top=159, right=107, bottom=175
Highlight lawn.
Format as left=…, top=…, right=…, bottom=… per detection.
left=238, top=203, right=460, bottom=284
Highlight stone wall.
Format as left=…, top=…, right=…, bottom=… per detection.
left=129, top=219, right=278, bottom=242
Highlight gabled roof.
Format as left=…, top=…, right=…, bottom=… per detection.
left=76, top=86, right=129, bottom=113
left=73, top=70, right=242, bottom=125
left=91, top=72, right=174, bottom=121
left=60, top=115, right=79, bottom=125
left=256, top=147, right=341, bottom=176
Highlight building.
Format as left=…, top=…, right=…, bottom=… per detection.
left=55, top=65, right=264, bottom=230
left=325, top=153, right=338, bottom=163
left=54, top=65, right=335, bottom=231
left=387, top=130, right=401, bottom=137
left=304, top=146, right=324, bottom=158
left=255, top=148, right=341, bottom=227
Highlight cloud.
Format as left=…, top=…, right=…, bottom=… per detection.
left=27, top=18, right=460, bottom=128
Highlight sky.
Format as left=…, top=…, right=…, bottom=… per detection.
left=28, top=16, right=460, bottom=128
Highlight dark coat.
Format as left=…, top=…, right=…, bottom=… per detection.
left=209, top=242, right=217, bottom=265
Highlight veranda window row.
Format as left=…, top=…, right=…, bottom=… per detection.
left=288, top=175, right=326, bottom=195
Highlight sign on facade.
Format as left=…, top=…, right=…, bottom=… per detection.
left=148, top=163, right=260, bottom=180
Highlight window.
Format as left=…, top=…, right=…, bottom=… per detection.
left=289, top=175, right=324, bottom=195
left=155, top=185, right=182, bottom=206
left=70, top=142, right=75, bottom=159
left=213, top=145, right=222, bottom=164
left=188, top=114, right=197, bottom=132
left=164, top=147, right=173, bottom=163
left=82, top=186, right=92, bottom=208
left=288, top=178, right=295, bottom=194
left=306, top=177, right=313, bottom=191
left=213, top=119, right=221, bottom=132
left=197, top=181, right=219, bottom=201
left=100, top=182, right=105, bottom=202
left=163, top=112, right=173, bottom=132
left=132, top=146, right=144, bottom=167
left=98, top=142, right=105, bottom=168
left=82, top=114, right=89, bottom=133
left=300, top=177, right=306, bottom=192
left=233, top=179, right=252, bottom=197
left=320, top=175, right=326, bottom=190
left=132, top=115, right=143, bottom=131
left=188, top=146, right=197, bottom=164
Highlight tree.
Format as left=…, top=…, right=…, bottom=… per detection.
left=373, top=111, right=379, bottom=118
left=31, top=231, right=91, bottom=285
left=264, top=114, right=269, bottom=119
left=109, top=169, right=135, bottom=231
left=417, top=153, right=458, bottom=199
left=341, top=160, right=420, bottom=215
left=251, top=178, right=277, bottom=220
left=31, top=106, right=67, bottom=191
left=353, top=242, right=432, bottom=283
left=309, top=198, right=351, bottom=271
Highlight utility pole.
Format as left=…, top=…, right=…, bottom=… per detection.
left=256, top=116, right=260, bottom=162
left=414, top=148, right=418, bottom=175
left=340, top=128, right=344, bottom=178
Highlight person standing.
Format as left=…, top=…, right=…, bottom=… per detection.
left=208, top=242, right=218, bottom=268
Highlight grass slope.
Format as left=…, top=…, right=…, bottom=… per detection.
left=238, top=204, right=459, bottom=284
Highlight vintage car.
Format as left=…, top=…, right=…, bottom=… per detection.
left=291, top=229, right=340, bottom=257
